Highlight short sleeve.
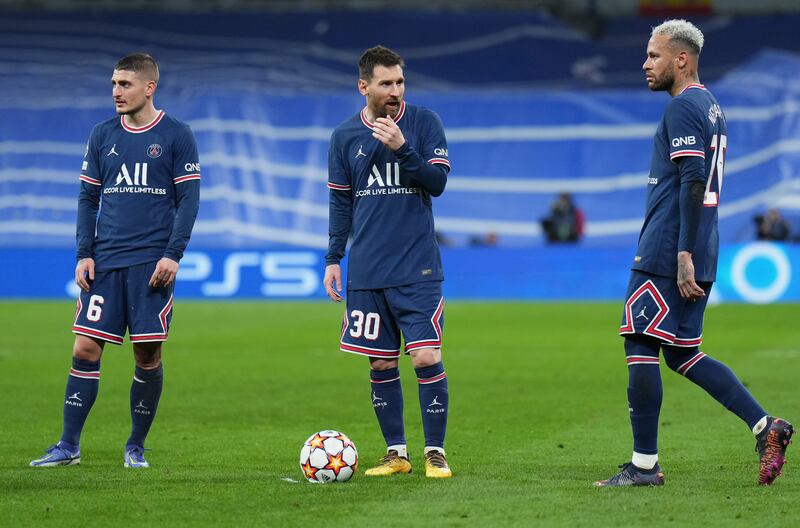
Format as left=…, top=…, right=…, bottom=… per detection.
left=79, top=126, right=102, bottom=186
left=419, top=109, right=450, bottom=172
left=172, top=124, right=201, bottom=184
left=665, top=98, right=705, bottom=162
left=327, top=131, right=351, bottom=191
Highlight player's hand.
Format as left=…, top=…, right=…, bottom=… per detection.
left=323, top=264, right=344, bottom=303
left=149, top=257, right=179, bottom=288
left=372, top=114, right=406, bottom=151
left=677, top=251, right=705, bottom=301
left=75, top=258, right=95, bottom=293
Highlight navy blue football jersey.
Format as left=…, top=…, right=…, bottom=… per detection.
left=632, top=84, right=726, bottom=282
left=77, top=111, right=201, bottom=271
left=327, top=101, right=450, bottom=290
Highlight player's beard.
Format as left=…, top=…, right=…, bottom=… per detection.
left=379, top=99, right=402, bottom=119
left=116, top=98, right=146, bottom=116
left=648, top=66, right=675, bottom=92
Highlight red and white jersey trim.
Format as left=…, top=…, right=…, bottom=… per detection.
left=328, top=182, right=351, bottom=191
left=670, top=149, right=705, bottom=159
left=626, top=355, right=660, bottom=366
left=340, top=343, right=401, bottom=358
left=69, top=368, right=100, bottom=379
left=677, top=352, right=706, bottom=375
left=371, top=375, right=401, bottom=384
left=339, top=310, right=401, bottom=358
left=79, top=174, right=101, bottom=185
left=131, top=293, right=172, bottom=342
left=427, top=158, right=451, bottom=169
left=72, top=324, right=125, bottom=345
left=360, top=101, right=407, bottom=130
left=680, top=83, right=707, bottom=94
left=417, top=372, right=447, bottom=384
left=405, top=296, right=444, bottom=352
left=672, top=336, right=703, bottom=347
left=619, top=280, right=675, bottom=342
left=121, top=110, right=165, bottom=133
left=174, top=174, right=201, bottom=184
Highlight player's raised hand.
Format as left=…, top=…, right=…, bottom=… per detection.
left=323, top=264, right=344, bottom=302
left=75, top=257, right=95, bottom=292
left=677, top=251, right=705, bottom=301
left=372, top=114, right=406, bottom=151
left=149, top=257, right=179, bottom=288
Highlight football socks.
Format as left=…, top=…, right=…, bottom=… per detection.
left=415, top=362, right=448, bottom=449
left=625, top=337, right=662, bottom=456
left=663, top=345, right=767, bottom=431
left=370, top=367, right=406, bottom=447
left=60, top=357, right=101, bottom=448
left=126, top=364, right=163, bottom=449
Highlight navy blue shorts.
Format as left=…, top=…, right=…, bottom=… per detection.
left=72, top=260, right=174, bottom=345
left=619, top=270, right=711, bottom=347
left=339, top=282, right=444, bottom=359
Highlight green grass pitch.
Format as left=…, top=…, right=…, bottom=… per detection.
left=1, top=301, right=797, bottom=526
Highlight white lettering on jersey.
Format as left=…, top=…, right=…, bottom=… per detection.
left=434, top=147, right=448, bottom=156
left=671, top=136, right=696, bottom=148
left=184, top=162, right=200, bottom=172
left=367, top=163, right=400, bottom=188
left=708, top=104, right=722, bottom=124
left=115, top=163, right=148, bottom=186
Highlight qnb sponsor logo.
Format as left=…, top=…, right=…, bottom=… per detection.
left=433, top=147, right=448, bottom=157
left=671, top=136, right=697, bottom=148
left=184, top=162, right=201, bottom=172
left=103, top=162, right=166, bottom=195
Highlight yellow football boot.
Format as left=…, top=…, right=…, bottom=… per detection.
left=424, top=450, right=452, bottom=478
left=364, top=450, right=412, bottom=476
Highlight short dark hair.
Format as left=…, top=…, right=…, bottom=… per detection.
left=358, top=45, right=404, bottom=82
left=115, top=53, right=159, bottom=83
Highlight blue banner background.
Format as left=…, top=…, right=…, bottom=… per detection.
left=2, top=243, right=797, bottom=303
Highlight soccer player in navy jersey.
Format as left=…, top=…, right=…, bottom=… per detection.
left=30, top=53, right=200, bottom=469
left=596, top=20, right=793, bottom=487
left=323, top=46, right=452, bottom=478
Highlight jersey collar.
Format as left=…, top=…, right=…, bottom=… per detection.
left=679, top=83, right=707, bottom=95
left=360, top=101, right=406, bottom=130
left=121, top=110, right=165, bottom=134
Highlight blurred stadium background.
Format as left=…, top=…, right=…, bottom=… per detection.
left=1, top=0, right=799, bottom=302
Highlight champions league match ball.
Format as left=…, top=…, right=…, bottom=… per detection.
left=299, top=430, right=358, bottom=483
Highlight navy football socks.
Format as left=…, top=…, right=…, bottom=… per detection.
left=663, top=346, right=767, bottom=430
left=624, top=337, right=662, bottom=456
left=60, top=357, right=101, bottom=449
left=415, top=362, right=449, bottom=449
left=370, top=367, right=406, bottom=448
left=126, top=364, right=163, bottom=449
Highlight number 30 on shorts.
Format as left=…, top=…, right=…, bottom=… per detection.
left=349, top=310, right=380, bottom=340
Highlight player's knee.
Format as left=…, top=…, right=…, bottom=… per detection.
left=133, top=343, right=162, bottom=369
left=369, top=358, right=398, bottom=371
left=623, top=334, right=661, bottom=357
left=409, top=347, right=441, bottom=368
left=72, top=335, right=103, bottom=361
left=662, top=345, right=696, bottom=372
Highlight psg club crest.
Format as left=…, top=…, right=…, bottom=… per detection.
left=147, top=144, right=163, bottom=158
